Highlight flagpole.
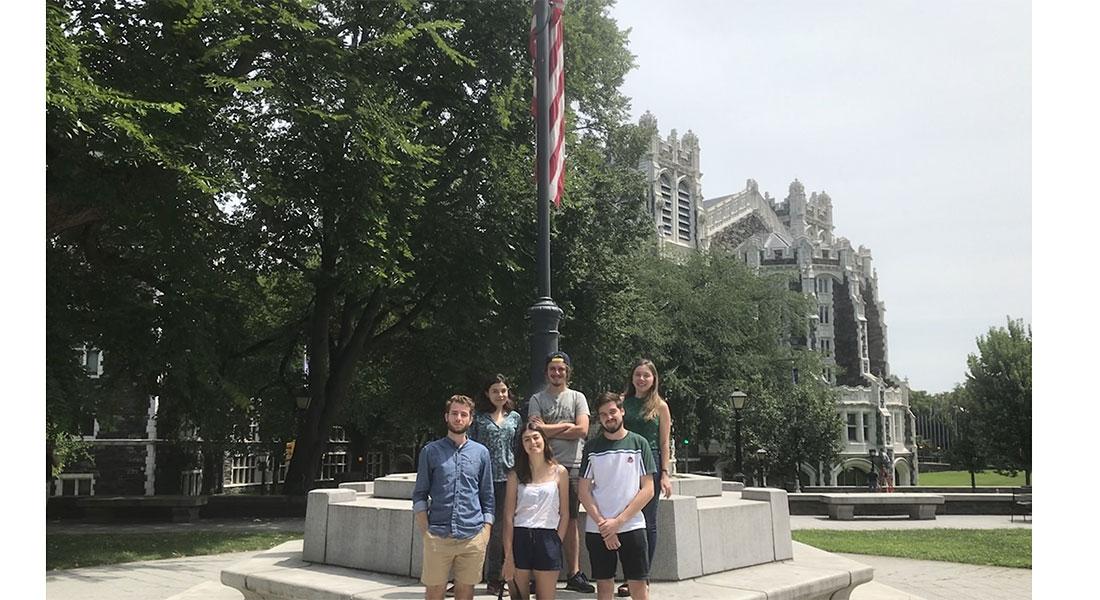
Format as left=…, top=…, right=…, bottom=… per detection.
left=529, top=0, right=563, bottom=395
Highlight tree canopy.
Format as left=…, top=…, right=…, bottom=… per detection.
left=965, top=317, right=1032, bottom=484
left=47, top=0, right=843, bottom=493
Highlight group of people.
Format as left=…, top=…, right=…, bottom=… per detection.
left=411, top=352, right=672, bottom=600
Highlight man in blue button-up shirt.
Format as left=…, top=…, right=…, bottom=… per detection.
left=413, top=394, right=494, bottom=600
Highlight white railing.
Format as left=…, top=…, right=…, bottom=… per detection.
left=50, top=473, right=95, bottom=497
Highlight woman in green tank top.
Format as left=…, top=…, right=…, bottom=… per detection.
left=619, top=359, right=671, bottom=596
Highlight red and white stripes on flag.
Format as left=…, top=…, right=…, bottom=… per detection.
left=530, top=0, right=566, bottom=207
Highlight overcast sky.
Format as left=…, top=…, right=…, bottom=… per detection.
left=608, top=0, right=1031, bottom=393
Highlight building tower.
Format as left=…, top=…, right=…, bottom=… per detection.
left=637, top=112, right=703, bottom=257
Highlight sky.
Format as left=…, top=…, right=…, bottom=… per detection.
left=608, top=0, right=1031, bottom=394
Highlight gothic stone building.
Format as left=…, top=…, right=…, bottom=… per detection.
left=638, top=112, right=918, bottom=486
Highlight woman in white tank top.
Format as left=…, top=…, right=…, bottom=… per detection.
left=503, top=423, right=570, bottom=599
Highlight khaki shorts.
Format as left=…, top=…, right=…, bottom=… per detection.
left=421, top=526, right=490, bottom=587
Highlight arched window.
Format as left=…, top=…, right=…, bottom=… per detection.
left=658, top=175, right=673, bottom=237
left=677, top=180, right=692, bottom=241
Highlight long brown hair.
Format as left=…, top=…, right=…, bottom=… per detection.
left=513, top=423, right=557, bottom=484
left=475, top=373, right=516, bottom=413
left=623, top=359, right=663, bottom=421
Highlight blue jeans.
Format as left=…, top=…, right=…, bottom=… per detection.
left=640, top=459, right=661, bottom=571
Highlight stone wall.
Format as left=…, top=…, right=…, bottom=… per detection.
left=91, top=444, right=150, bottom=496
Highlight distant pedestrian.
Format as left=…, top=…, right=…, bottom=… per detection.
left=527, top=350, right=595, bottom=594
left=468, top=374, right=523, bottom=597
left=866, top=469, right=878, bottom=492
left=619, top=359, right=672, bottom=597
left=502, top=424, right=570, bottom=600
left=578, top=392, right=656, bottom=600
left=412, top=395, right=495, bottom=600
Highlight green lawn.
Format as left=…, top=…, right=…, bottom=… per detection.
left=47, top=531, right=303, bottom=571
left=792, top=528, right=1030, bottom=569
left=917, top=470, right=1029, bottom=487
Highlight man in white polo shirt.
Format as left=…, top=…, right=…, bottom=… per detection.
left=577, top=392, right=655, bottom=600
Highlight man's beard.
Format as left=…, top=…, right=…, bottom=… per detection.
left=448, top=424, right=469, bottom=435
left=602, top=420, right=623, bottom=434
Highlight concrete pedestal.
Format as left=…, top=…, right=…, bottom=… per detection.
left=304, top=474, right=795, bottom=581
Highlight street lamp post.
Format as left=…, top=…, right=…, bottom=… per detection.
left=730, top=389, right=748, bottom=482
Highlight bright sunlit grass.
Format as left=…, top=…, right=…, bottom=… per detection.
left=793, top=528, right=1031, bottom=569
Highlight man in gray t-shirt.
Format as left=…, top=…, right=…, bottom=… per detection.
left=527, top=351, right=594, bottom=593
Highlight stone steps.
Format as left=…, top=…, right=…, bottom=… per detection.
left=222, top=540, right=891, bottom=600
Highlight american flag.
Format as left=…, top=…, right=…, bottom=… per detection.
left=530, top=0, right=566, bottom=207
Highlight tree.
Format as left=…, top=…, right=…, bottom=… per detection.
left=603, top=248, right=844, bottom=479
left=46, top=0, right=848, bottom=496
left=47, top=0, right=280, bottom=475
left=757, top=382, right=844, bottom=491
left=206, top=0, right=641, bottom=492
left=941, top=385, right=985, bottom=490
left=965, top=317, right=1032, bottom=485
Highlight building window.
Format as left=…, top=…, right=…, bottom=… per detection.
left=822, top=249, right=830, bottom=259
left=329, top=426, right=348, bottom=443
left=821, top=339, right=832, bottom=357
left=659, top=175, right=673, bottom=236
left=863, top=413, right=872, bottom=443
left=823, top=368, right=832, bottom=383
left=229, top=454, right=259, bottom=486
left=677, top=181, right=692, bottom=242
left=320, top=450, right=349, bottom=481
left=846, top=413, right=858, bottom=442
left=819, top=305, right=830, bottom=324
left=363, top=451, right=385, bottom=479
left=774, top=250, right=784, bottom=259
left=81, top=347, right=103, bottom=378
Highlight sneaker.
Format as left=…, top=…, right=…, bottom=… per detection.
left=486, top=580, right=504, bottom=597
left=617, top=582, right=631, bottom=597
left=565, top=571, right=595, bottom=593
left=445, top=582, right=455, bottom=597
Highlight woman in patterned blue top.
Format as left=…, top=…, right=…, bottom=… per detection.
left=468, top=373, right=522, bottom=596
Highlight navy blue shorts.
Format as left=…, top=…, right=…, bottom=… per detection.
left=585, top=529, right=649, bottom=581
left=512, top=527, right=562, bottom=572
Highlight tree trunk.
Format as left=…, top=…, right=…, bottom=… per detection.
left=284, top=412, right=324, bottom=495
left=283, top=335, right=367, bottom=494
left=969, top=470, right=976, bottom=491
left=1025, top=470, right=1031, bottom=487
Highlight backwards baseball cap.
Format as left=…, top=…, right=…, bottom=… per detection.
left=546, top=350, right=571, bottom=368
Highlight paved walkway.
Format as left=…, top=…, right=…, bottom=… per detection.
left=45, top=516, right=1032, bottom=600
left=47, top=551, right=256, bottom=600
left=791, top=513, right=1033, bottom=530
left=837, top=553, right=1031, bottom=600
